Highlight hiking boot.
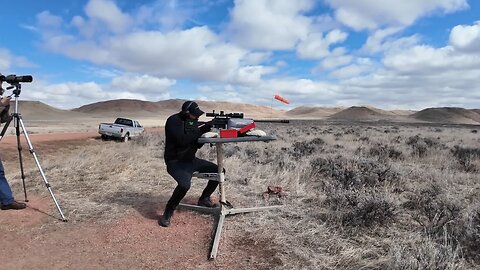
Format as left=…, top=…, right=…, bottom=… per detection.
left=197, top=197, right=218, bottom=208
left=158, top=208, right=174, bottom=227
left=1, top=201, right=27, bottom=210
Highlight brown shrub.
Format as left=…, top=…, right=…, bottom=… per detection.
left=290, top=137, right=325, bottom=158
left=341, top=194, right=396, bottom=227
left=310, top=157, right=400, bottom=189
left=323, top=190, right=396, bottom=228
left=387, top=237, right=464, bottom=270
left=368, top=143, right=404, bottom=161
left=406, top=135, right=443, bottom=158
left=453, top=205, right=480, bottom=262
left=403, top=184, right=460, bottom=238
left=451, top=145, right=480, bottom=172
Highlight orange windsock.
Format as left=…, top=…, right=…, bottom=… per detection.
left=274, top=94, right=289, bottom=104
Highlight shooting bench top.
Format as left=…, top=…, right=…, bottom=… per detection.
left=198, top=135, right=276, bottom=144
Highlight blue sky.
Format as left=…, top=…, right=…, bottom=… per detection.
left=0, top=0, right=479, bottom=110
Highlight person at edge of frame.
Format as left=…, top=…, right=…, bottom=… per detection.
left=0, top=74, right=27, bottom=210
left=159, top=101, right=220, bottom=227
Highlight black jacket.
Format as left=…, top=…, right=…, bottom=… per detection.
left=164, top=112, right=211, bottom=162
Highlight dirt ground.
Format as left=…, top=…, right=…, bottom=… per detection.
left=0, top=131, right=277, bottom=270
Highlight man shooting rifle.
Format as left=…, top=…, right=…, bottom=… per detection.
left=159, top=101, right=220, bottom=227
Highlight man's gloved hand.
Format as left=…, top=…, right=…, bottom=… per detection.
left=199, top=120, right=213, bottom=133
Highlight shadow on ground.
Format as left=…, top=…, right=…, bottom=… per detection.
left=102, top=191, right=169, bottom=220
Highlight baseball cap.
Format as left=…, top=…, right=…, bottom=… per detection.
left=182, top=101, right=204, bottom=117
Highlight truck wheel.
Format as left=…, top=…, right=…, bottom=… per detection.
left=101, top=134, right=109, bottom=141
left=122, top=133, right=130, bottom=142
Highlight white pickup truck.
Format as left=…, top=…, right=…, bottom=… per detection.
left=98, top=118, right=145, bottom=142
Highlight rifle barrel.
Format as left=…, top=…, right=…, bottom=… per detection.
left=254, top=119, right=290, bottom=123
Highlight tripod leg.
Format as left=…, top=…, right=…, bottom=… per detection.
left=210, top=209, right=226, bottom=259
left=13, top=115, right=28, bottom=202
left=17, top=117, right=67, bottom=222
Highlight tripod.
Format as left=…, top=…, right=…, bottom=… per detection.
left=0, top=82, right=67, bottom=221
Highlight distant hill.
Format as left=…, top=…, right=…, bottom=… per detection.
left=73, top=99, right=285, bottom=119
left=329, top=106, right=392, bottom=121
left=411, top=107, right=480, bottom=124
left=363, top=106, right=416, bottom=116
left=72, top=99, right=162, bottom=117
left=9, top=99, right=480, bottom=126
left=10, top=101, right=89, bottom=120
left=286, top=106, right=343, bottom=118
left=390, top=109, right=416, bottom=116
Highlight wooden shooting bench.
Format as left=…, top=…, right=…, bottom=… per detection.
left=178, top=135, right=282, bottom=259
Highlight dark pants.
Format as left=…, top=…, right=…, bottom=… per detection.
left=165, top=158, right=219, bottom=211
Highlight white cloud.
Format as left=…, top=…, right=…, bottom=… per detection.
left=329, top=58, right=375, bottom=79
left=0, top=48, right=37, bottom=71
left=84, top=0, right=132, bottom=33
left=338, top=66, right=480, bottom=109
left=197, top=85, right=214, bottom=93
left=450, top=21, right=480, bottom=52
left=0, top=49, right=12, bottom=71
left=187, top=77, right=344, bottom=108
left=138, top=0, right=191, bottom=31
left=71, top=16, right=95, bottom=38
left=297, top=29, right=348, bottom=59
left=317, top=54, right=353, bottom=71
left=310, top=14, right=343, bottom=33
left=110, top=74, right=176, bottom=93
left=108, top=27, right=247, bottom=81
left=361, top=27, right=420, bottom=53
left=325, top=0, right=468, bottom=30
left=36, top=1, right=250, bottom=83
left=36, top=11, right=63, bottom=29
left=335, top=22, right=480, bottom=109
left=383, top=45, right=480, bottom=74
left=241, top=51, right=272, bottom=65
left=38, top=16, right=249, bottom=81
left=228, top=0, right=314, bottom=50
left=23, top=81, right=106, bottom=109
left=80, top=66, right=123, bottom=78
left=233, top=65, right=277, bottom=85
left=20, top=74, right=174, bottom=109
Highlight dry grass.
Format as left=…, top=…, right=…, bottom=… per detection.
left=5, top=121, right=480, bottom=269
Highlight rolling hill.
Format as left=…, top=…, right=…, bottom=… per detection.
left=286, top=106, right=344, bottom=118
left=10, top=101, right=90, bottom=120
left=328, top=106, right=397, bottom=121
left=72, top=99, right=162, bottom=117
left=8, top=99, right=480, bottom=126
left=411, top=107, right=480, bottom=124
left=73, top=99, right=286, bottom=119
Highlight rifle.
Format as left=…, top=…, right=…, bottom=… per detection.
left=204, top=110, right=289, bottom=129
